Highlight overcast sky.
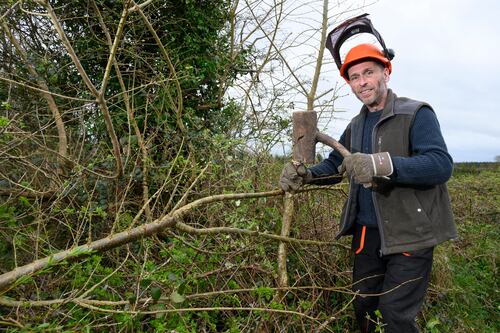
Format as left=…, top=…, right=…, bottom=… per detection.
left=329, top=0, right=500, bottom=162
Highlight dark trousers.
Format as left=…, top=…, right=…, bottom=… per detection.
left=351, top=224, right=434, bottom=333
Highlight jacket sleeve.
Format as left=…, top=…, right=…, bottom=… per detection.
left=307, top=129, right=347, bottom=185
left=391, top=106, right=453, bottom=186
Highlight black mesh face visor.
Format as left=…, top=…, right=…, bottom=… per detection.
left=325, top=13, right=395, bottom=70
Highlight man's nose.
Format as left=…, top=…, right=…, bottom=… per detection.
left=358, top=76, right=368, bottom=85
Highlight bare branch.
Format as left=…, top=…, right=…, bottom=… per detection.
left=174, top=220, right=345, bottom=247
left=0, top=75, right=93, bottom=102
left=99, top=1, right=131, bottom=96
left=131, top=1, right=187, bottom=140
left=307, top=0, right=329, bottom=111
left=128, top=0, right=155, bottom=13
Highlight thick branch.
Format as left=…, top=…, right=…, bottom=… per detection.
left=92, top=0, right=151, bottom=217
left=0, top=284, right=352, bottom=308
left=128, top=0, right=154, bottom=13
left=37, top=0, right=98, bottom=96
left=0, top=190, right=282, bottom=291
left=99, top=0, right=131, bottom=96
left=74, top=303, right=322, bottom=323
left=277, top=192, right=294, bottom=289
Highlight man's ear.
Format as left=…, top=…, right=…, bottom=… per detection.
left=383, top=67, right=390, bottom=83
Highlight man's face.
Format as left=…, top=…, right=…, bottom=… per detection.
left=347, top=61, right=390, bottom=111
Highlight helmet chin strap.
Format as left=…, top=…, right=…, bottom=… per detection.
left=326, top=13, right=395, bottom=70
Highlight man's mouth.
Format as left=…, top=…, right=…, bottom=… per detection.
left=359, top=88, right=373, bottom=98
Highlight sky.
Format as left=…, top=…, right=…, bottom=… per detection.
left=330, top=0, right=500, bottom=162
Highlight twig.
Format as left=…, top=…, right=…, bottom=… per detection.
left=0, top=75, right=93, bottom=102
left=175, top=221, right=346, bottom=247
left=128, top=0, right=155, bottom=13
left=170, top=163, right=210, bottom=212
left=0, top=284, right=354, bottom=308
left=131, top=1, right=187, bottom=141
left=246, top=1, right=308, bottom=96
left=1, top=21, right=68, bottom=163
left=316, top=293, right=356, bottom=332
left=74, top=302, right=322, bottom=323
left=0, top=1, right=20, bottom=21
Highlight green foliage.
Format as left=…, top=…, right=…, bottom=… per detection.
left=150, top=286, right=162, bottom=301
left=425, top=317, right=441, bottom=333
left=1, top=152, right=497, bottom=332
left=369, top=309, right=386, bottom=332
left=0, top=203, right=16, bottom=227
left=169, top=290, right=185, bottom=304
left=0, top=115, right=9, bottom=126
left=255, top=287, right=274, bottom=302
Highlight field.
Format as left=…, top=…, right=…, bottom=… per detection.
left=420, top=163, right=499, bottom=332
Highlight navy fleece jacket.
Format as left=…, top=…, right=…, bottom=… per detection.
left=308, top=106, right=453, bottom=227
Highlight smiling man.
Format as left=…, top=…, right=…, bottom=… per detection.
left=279, top=43, right=457, bottom=332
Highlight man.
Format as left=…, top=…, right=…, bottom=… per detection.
left=279, top=43, right=457, bottom=332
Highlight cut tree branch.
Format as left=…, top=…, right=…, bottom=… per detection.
left=0, top=190, right=282, bottom=291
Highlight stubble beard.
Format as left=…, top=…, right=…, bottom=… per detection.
left=355, top=78, right=387, bottom=110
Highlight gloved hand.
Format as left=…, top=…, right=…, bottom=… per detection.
left=339, top=152, right=393, bottom=185
left=279, top=162, right=313, bottom=192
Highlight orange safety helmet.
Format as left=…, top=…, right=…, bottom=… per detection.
left=339, top=43, right=392, bottom=81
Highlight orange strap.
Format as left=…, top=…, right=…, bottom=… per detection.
left=402, top=252, right=412, bottom=257
left=355, top=226, right=367, bottom=254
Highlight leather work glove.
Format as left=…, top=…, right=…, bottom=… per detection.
left=339, top=152, right=393, bottom=186
left=279, top=162, right=313, bottom=192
